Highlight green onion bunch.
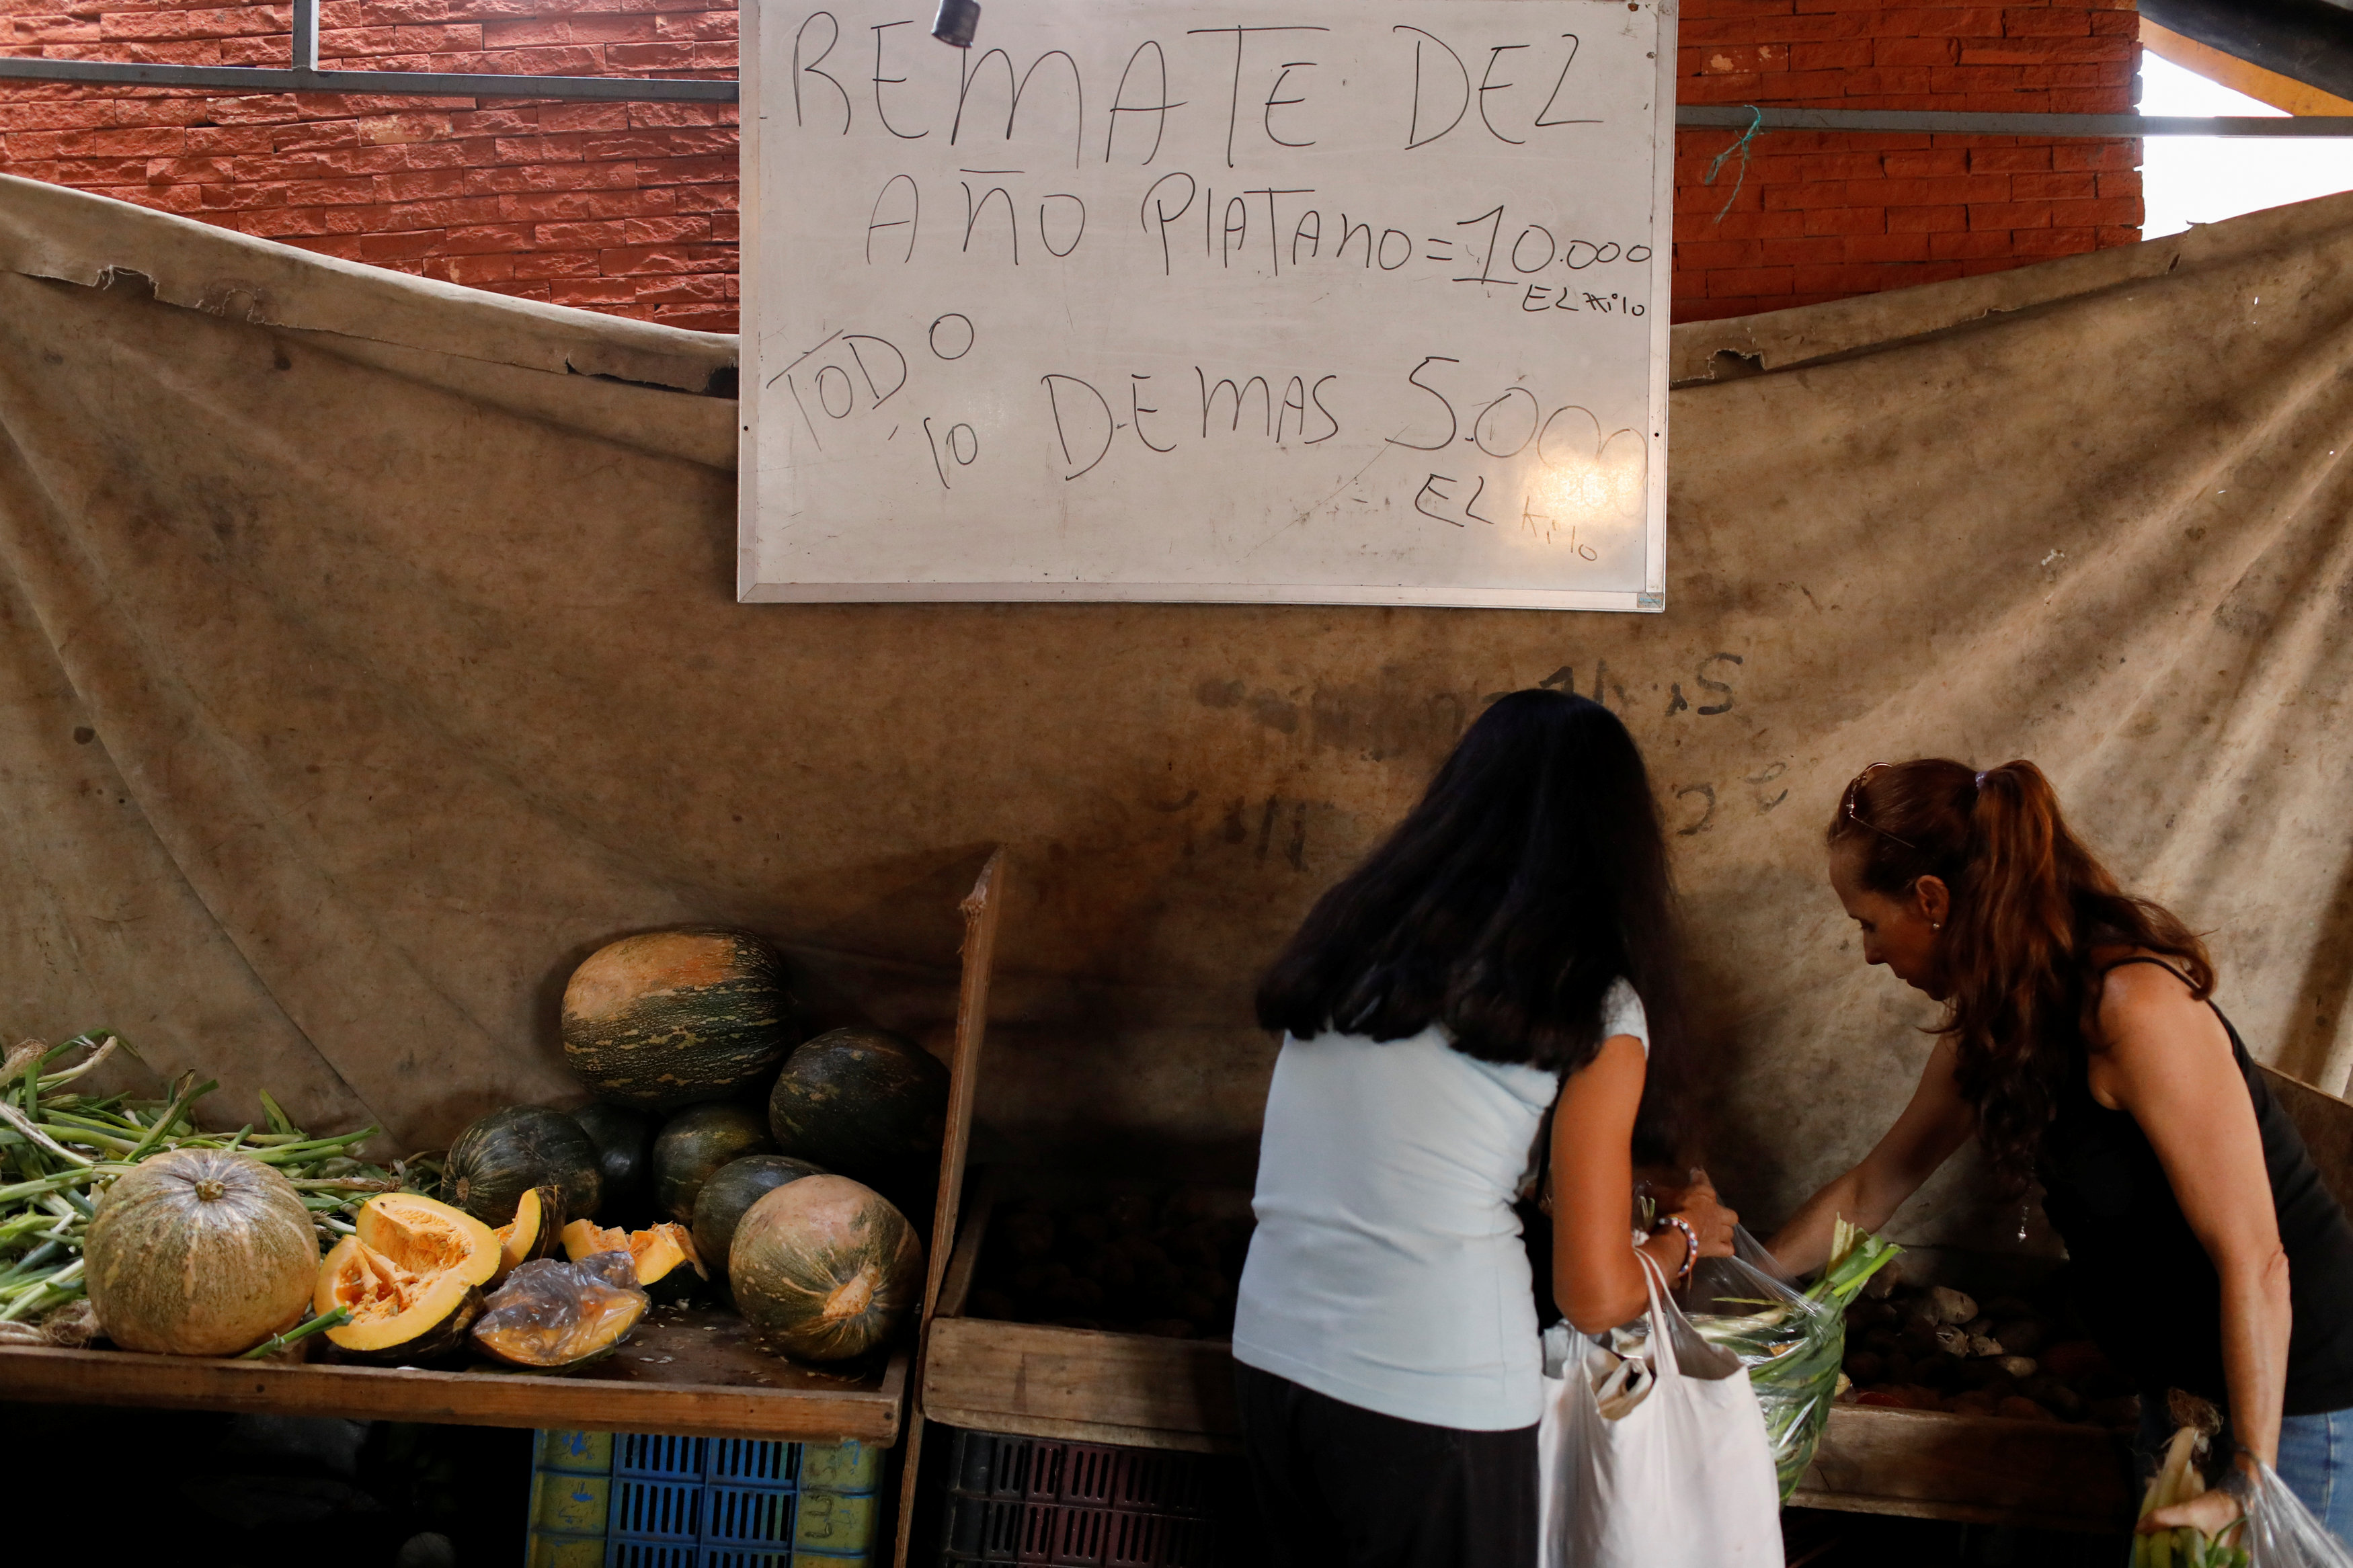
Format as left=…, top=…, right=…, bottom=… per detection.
left=1688, top=1216, right=1904, bottom=1500
left=0, top=1032, right=419, bottom=1333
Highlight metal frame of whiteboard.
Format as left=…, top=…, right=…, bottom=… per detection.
left=740, top=0, right=1676, bottom=612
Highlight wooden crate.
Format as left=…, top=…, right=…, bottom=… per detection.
left=916, top=1168, right=1246, bottom=1455
left=1794, top=1404, right=2133, bottom=1532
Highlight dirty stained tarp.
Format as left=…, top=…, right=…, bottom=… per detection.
left=1, top=171, right=2350, bottom=1247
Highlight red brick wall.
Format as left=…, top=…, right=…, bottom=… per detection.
left=0, top=0, right=741, bottom=329
left=1, top=0, right=2138, bottom=330
left=1673, top=0, right=2143, bottom=321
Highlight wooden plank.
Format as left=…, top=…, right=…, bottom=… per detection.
left=922, top=1317, right=1242, bottom=1442
left=0, top=1307, right=905, bottom=1442
left=919, top=1403, right=1239, bottom=1456
left=2260, top=1063, right=2353, bottom=1220
left=893, top=848, right=1005, bottom=1568
left=1795, top=1403, right=2133, bottom=1533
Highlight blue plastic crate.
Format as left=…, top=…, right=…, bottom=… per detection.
left=533, top=1432, right=881, bottom=1568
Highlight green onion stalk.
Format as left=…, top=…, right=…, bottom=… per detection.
left=0, top=1032, right=421, bottom=1344
left=1688, top=1216, right=1905, bottom=1501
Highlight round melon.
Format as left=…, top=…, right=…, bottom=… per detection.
left=85, top=1149, right=319, bottom=1356
left=651, top=1102, right=772, bottom=1224
left=692, top=1155, right=826, bottom=1284
left=765, top=1027, right=950, bottom=1204
left=569, top=1102, right=653, bottom=1214
left=444, top=1106, right=603, bottom=1228
left=730, top=1175, right=924, bottom=1362
left=562, top=929, right=802, bottom=1112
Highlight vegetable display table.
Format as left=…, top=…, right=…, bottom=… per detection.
left=0, top=1306, right=908, bottom=1443
left=1794, top=1403, right=2135, bottom=1531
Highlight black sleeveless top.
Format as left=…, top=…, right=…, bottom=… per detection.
left=2037, top=958, right=2353, bottom=1415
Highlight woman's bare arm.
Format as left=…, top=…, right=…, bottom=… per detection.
left=2096, top=964, right=2289, bottom=1531
left=1769, top=1036, right=1976, bottom=1276
left=1551, top=1035, right=1737, bottom=1333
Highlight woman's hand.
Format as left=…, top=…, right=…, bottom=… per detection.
left=1666, top=1169, right=1738, bottom=1259
left=2140, top=1482, right=2243, bottom=1538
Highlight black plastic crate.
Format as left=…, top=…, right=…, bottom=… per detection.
left=939, top=1428, right=1238, bottom=1568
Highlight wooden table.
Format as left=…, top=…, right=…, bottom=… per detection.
left=1793, top=1404, right=2135, bottom=1532
left=0, top=1304, right=908, bottom=1442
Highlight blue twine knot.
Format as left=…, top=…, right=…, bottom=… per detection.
left=1701, top=107, right=1765, bottom=224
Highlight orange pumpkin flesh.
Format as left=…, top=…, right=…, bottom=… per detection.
left=560, top=1216, right=706, bottom=1297
left=317, top=1192, right=499, bottom=1360
left=491, top=1186, right=561, bottom=1282
left=471, top=1251, right=649, bottom=1370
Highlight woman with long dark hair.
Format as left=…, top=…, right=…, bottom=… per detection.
left=1231, top=689, right=1737, bottom=1568
left=1772, top=759, right=2353, bottom=1544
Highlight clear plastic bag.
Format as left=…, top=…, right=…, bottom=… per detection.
left=469, top=1250, right=650, bottom=1370
left=1683, top=1221, right=1901, bottom=1502
left=2244, top=1460, right=2353, bottom=1567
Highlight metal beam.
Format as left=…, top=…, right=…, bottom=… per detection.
left=1677, top=104, right=2353, bottom=134
left=0, top=56, right=737, bottom=103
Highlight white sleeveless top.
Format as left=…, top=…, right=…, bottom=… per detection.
left=1232, top=981, right=1648, bottom=1432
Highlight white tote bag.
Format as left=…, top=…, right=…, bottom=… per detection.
left=1538, top=1251, right=1783, bottom=1568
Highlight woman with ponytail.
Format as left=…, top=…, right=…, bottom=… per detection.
left=1771, top=759, right=2353, bottom=1544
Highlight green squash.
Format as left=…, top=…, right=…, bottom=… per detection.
left=692, top=1155, right=826, bottom=1285
left=729, top=1175, right=923, bottom=1363
left=84, top=1150, right=317, bottom=1356
left=444, top=1106, right=604, bottom=1229
left=651, top=1102, right=773, bottom=1225
left=561, top=929, right=803, bottom=1112
left=766, top=1027, right=949, bottom=1206
left=569, top=1102, right=653, bottom=1214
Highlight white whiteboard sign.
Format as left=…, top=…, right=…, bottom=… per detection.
left=740, top=0, right=1674, bottom=610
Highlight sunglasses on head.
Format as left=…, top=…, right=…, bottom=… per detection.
left=1841, top=762, right=1918, bottom=852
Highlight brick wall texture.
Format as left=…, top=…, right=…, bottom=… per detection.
left=1, top=0, right=2139, bottom=331
left=0, top=0, right=741, bottom=329
left=1675, top=0, right=2143, bottom=321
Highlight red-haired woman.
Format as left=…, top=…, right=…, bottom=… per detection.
left=1771, top=760, right=2353, bottom=1544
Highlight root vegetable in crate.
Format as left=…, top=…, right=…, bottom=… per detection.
left=316, top=1192, right=503, bottom=1365
left=765, top=1026, right=949, bottom=1202
left=692, top=1155, right=826, bottom=1287
left=562, top=929, right=803, bottom=1112
left=651, top=1102, right=774, bottom=1224
left=443, top=1106, right=604, bottom=1228
left=491, top=1186, right=565, bottom=1282
left=83, top=1149, right=319, bottom=1356
left=729, top=1173, right=922, bottom=1362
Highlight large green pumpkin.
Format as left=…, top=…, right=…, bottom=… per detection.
left=651, top=1102, right=773, bottom=1224
left=691, top=1154, right=826, bottom=1284
left=562, top=929, right=801, bottom=1112
left=729, top=1175, right=923, bottom=1362
left=84, top=1149, right=318, bottom=1356
left=765, top=1027, right=950, bottom=1204
left=569, top=1102, right=654, bottom=1214
left=444, top=1106, right=604, bottom=1228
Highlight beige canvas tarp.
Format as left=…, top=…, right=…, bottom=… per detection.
left=3, top=171, right=2350, bottom=1247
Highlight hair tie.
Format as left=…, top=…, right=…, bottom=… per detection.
left=1975, top=770, right=1989, bottom=790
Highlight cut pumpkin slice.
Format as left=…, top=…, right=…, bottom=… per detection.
left=491, top=1185, right=563, bottom=1282
left=561, top=1216, right=708, bottom=1301
left=471, top=1251, right=649, bottom=1370
left=315, top=1191, right=502, bottom=1363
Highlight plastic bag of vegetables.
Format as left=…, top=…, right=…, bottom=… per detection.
left=1685, top=1217, right=1903, bottom=1501
left=2135, top=1420, right=2353, bottom=1568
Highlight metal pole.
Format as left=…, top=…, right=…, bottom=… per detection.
left=1676, top=104, right=2353, bottom=136
left=292, top=0, right=319, bottom=75
left=0, top=56, right=738, bottom=102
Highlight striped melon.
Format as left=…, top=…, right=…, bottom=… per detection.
left=562, top=929, right=802, bottom=1112
left=729, top=1174, right=922, bottom=1362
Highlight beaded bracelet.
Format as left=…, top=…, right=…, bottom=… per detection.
left=1652, top=1215, right=1700, bottom=1285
